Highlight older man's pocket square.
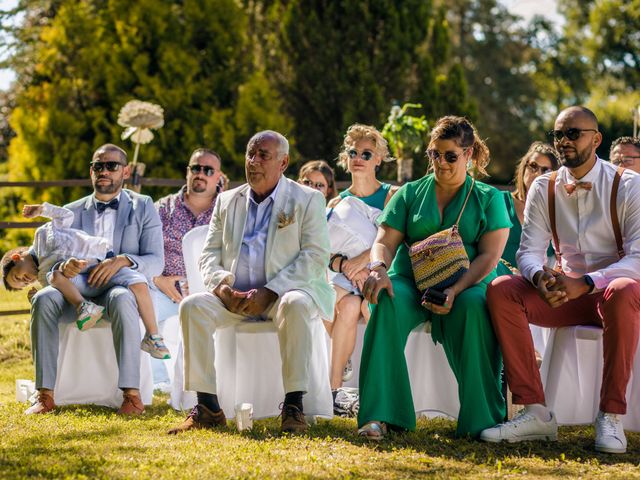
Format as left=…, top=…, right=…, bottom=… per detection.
left=277, top=211, right=296, bottom=229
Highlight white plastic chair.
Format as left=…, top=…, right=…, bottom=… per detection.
left=55, top=320, right=153, bottom=408
left=170, top=225, right=333, bottom=419
left=541, top=325, right=640, bottom=432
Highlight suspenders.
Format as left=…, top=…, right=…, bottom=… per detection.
left=547, top=166, right=626, bottom=271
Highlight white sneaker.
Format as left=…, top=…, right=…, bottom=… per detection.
left=594, top=411, right=627, bottom=454
left=76, top=301, right=105, bottom=331
left=342, top=358, right=353, bottom=382
left=333, top=388, right=359, bottom=417
left=480, top=408, right=558, bottom=443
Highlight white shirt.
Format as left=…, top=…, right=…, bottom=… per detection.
left=93, top=194, right=118, bottom=248
left=517, top=158, right=640, bottom=290
left=31, top=203, right=112, bottom=285
left=233, top=183, right=280, bottom=292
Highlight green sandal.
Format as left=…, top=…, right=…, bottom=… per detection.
left=358, top=421, right=387, bottom=441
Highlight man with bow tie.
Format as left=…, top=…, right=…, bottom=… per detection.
left=26, top=143, right=164, bottom=416
left=481, top=107, right=640, bottom=453
left=168, top=131, right=335, bottom=435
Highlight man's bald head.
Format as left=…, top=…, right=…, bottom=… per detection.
left=556, top=106, right=599, bottom=130
left=553, top=106, right=602, bottom=171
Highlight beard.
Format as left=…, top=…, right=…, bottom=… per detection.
left=559, top=143, right=593, bottom=168
left=93, top=177, right=122, bottom=194
left=190, top=179, right=207, bottom=193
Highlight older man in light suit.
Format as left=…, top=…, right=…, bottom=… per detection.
left=169, top=131, right=334, bottom=434
left=26, top=144, right=164, bottom=416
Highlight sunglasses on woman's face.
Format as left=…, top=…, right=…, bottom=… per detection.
left=302, top=179, right=327, bottom=190
left=347, top=149, right=374, bottom=161
left=188, top=164, right=216, bottom=177
left=426, top=149, right=465, bottom=164
left=546, top=128, right=597, bottom=142
left=90, top=161, right=125, bottom=172
left=526, top=161, right=552, bottom=175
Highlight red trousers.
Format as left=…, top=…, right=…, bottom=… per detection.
left=487, top=275, right=640, bottom=414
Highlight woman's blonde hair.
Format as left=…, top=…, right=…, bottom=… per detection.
left=337, top=123, right=391, bottom=170
left=512, top=141, right=559, bottom=202
left=298, top=160, right=337, bottom=200
left=428, top=116, right=490, bottom=176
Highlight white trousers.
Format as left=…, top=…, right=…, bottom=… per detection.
left=180, top=290, right=318, bottom=395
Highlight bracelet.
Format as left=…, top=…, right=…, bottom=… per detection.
left=338, top=256, right=346, bottom=273
left=329, top=253, right=343, bottom=272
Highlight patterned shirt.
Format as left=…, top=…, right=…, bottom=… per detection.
left=155, top=186, right=216, bottom=277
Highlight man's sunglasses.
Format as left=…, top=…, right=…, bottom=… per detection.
left=347, top=149, right=374, bottom=161
left=302, top=179, right=327, bottom=189
left=426, top=149, right=466, bottom=163
left=526, top=161, right=553, bottom=175
left=547, top=128, right=598, bottom=142
left=90, top=161, right=125, bottom=172
left=188, top=165, right=216, bottom=177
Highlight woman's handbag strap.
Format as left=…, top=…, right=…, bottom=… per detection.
left=454, top=178, right=476, bottom=226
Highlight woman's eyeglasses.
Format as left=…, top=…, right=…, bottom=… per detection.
left=302, top=179, right=327, bottom=190
left=188, top=165, right=216, bottom=177
left=547, top=128, right=598, bottom=142
left=90, top=161, right=125, bottom=172
left=526, top=161, right=552, bottom=175
left=426, top=149, right=466, bottom=164
left=347, top=149, right=374, bottom=161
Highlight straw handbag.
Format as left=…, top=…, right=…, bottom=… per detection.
left=409, top=179, right=475, bottom=292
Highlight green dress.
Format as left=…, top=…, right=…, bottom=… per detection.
left=497, top=191, right=555, bottom=276
left=357, top=174, right=511, bottom=438
left=497, top=191, right=521, bottom=276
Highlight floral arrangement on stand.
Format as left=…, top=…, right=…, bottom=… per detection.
left=117, top=100, right=164, bottom=191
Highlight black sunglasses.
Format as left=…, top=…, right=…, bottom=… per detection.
left=347, top=149, right=374, bottom=161
left=302, top=179, right=327, bottom=189
left=547, top=128, right=598, bottom=142
left=90, top=161, right=125, bottom=172
left=188, top=165, right=216, bottom=177
left=427, top=149, right=466, bottom=164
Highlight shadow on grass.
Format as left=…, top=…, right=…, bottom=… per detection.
left=4, top=400, right=639, bottom=479
left=222, top=413, right=640, bottom=467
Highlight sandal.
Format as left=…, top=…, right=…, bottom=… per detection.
left=358, top=421, right=387, bottom=441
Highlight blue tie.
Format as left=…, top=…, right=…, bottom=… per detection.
left=96, top=198, right=119, bottom=214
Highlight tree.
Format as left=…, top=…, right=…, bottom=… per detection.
left=438, top=0, right=547, bottom=182
left=264, top=0, right=439, bottom=176
left=3, top=0, right=294, bottom=206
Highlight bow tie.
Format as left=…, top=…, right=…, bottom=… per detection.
left=563, top=181, right=593, bottom=196
left=96, top=198, right=119, bottom=214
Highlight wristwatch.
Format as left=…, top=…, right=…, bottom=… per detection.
left=367, top=261, right=387, bottom=272
left=583, top=274, right=595, bottom=293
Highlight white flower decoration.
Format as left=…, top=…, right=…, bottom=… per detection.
left=118, top=100, right=164, bottom=145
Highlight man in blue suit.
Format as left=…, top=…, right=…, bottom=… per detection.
left=26, top=144, right=164, bottom=415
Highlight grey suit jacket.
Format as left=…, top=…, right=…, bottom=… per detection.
left=64, top=189, right=164, bottom=280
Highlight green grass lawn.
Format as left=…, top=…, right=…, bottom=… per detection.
left=1, top=289, right=639, bottom=479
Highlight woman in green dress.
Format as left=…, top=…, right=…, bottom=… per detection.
left=358, top=116, right=511, bottom=439
left=499, top=141, right=559, bottom=274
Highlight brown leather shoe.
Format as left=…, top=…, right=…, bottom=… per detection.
left=281, top=404, right=308, bottom=433
left=24, top=390, right=55, bottom=415
left=117, top=392, right=145, bottom=415
left=167, top=404, right=227, bottom=435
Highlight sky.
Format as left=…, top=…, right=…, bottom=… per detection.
left=0, top=0, right=561, bottom=92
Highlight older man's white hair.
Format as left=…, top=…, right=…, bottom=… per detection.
left=248, top=130, right=289, bottom=157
